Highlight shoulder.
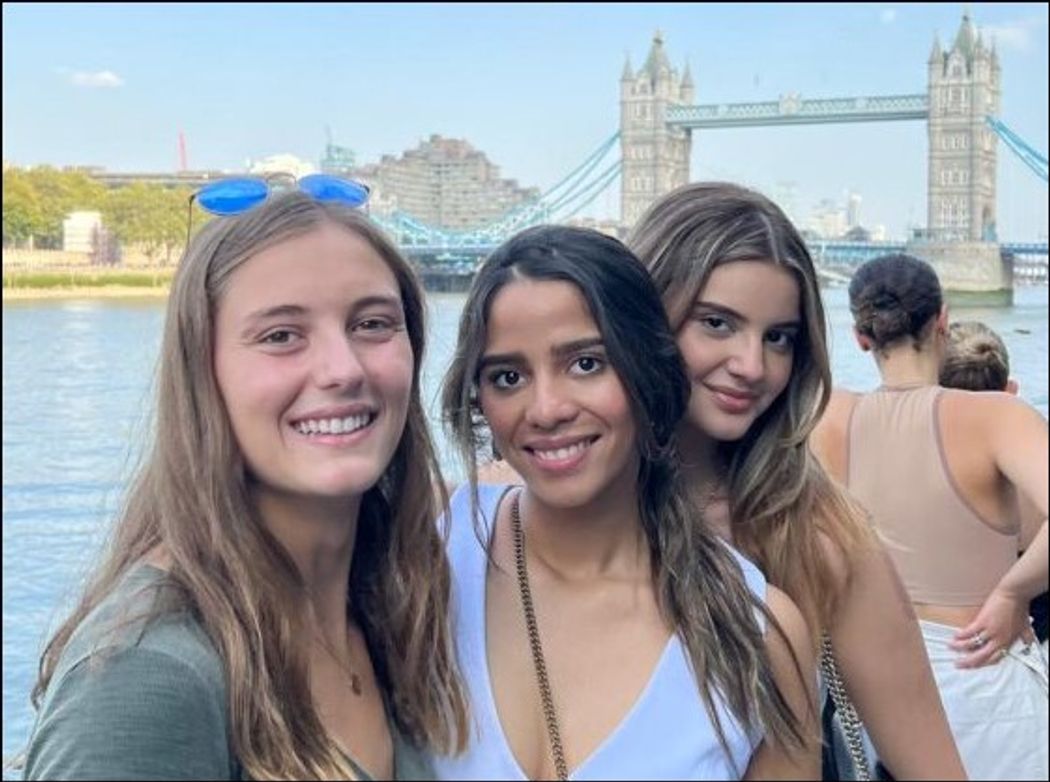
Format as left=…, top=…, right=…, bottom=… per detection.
left=938, top=388, right=1047, bottom=452
left=812, top=388, right=861, bottom=471
left=938, top=386, right=1043, bottom=424
left=815, top=528, right=852, bottom=594
left=26, top=569, right=232, bottom=780
left=61, top=566, right=223, bottom=687
left=826, top=388, right=861, bottom=418
left=761, top=585, right=815, bottom=683
left=764, top=585, right=809, bottom=642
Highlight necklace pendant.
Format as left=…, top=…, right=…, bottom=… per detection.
left=350, top=673, right=363, bottom=696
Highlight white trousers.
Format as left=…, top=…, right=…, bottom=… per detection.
left=921, top=620, right=1048, bottom=781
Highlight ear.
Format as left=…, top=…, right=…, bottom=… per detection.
left=853, top=327, right=872, bottom=352
left=936, top=304, right=949, bottom=336
left=1006, top=378, right=1019, bottom=396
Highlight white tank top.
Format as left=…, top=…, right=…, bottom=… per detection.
left=429, top=483, right=767, bottom=780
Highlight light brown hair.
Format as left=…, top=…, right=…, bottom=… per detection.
left=629, top=181, right=873, bottom=640
left=32, top=192, right=467, bottom=778
left=941, top=320, right=1010, bottom=391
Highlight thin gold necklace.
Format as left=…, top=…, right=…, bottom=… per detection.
left=511, top=492, right=569, bottom=781
left=314, top=627, right=364, bottom=697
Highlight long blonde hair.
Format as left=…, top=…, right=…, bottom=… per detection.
left=32, top=193, right=468, bottom=778
left=630, top=182, right=873, bottom=638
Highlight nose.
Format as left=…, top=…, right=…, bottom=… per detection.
left=725, top=334, right=765, bottom=384
left=524, top=373, right=578, bottom=430
left=313, top=330, right=366, bottom=392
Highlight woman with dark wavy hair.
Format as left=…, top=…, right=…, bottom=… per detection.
left=23, top=190, right=468, bottom=780
left=813, top=252, right=1047, bottom=780
left=436, top=224, right=818, bottom=780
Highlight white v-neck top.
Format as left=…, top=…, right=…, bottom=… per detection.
left=430, top=483, right=765, bottom=780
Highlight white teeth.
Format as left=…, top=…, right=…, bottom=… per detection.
left=295, top=414, right=371, bottom=436
left=534, top=441, right=590, bottom=461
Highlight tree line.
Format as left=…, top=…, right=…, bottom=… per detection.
left=2, top=167, right=208, bottom=265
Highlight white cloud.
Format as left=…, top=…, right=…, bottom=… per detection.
left=980, top=22, right=1032, bottom=52
left=879, top=8, right=897, bottom=25
left=65, top=69, right=124, bottom=88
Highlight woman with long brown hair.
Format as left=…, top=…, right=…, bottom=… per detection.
left=24, top=184, right=467, bottom=779
left=437, top=225, right=818, bottom=780
left=629, top=182, right=965, bottom=779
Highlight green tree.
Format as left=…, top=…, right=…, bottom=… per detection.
left=2, top=169, right=45, bottom=247
left=103, top=183, right=191, bottom=265
left=24, top=168, right=106, bottom=248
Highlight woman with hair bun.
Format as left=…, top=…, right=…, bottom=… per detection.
left=813, top=253, right=1048, bottom=780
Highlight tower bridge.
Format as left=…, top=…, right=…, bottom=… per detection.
left=374, top=9, right=1045, bottom=301
left=619, top=10, right=1038, bottom=304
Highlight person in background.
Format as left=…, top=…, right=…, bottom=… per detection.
left=813, top=254, right=1048, bottom=780
left=940, top=320, right=1047, bottom=645
left=437, top=225, right=818, bottom=780
left=23, top=184, right=467, bottom=780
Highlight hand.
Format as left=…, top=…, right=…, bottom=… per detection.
left=949, top=588, right=1035, bottom=669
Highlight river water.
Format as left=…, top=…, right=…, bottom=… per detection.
left=2, top=286, right=1047, bottom=763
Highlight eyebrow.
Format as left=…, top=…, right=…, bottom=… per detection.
left=244, top=294, right=402, bottom=322
left=479, top=336, right=605, bottom=370
left=693, top=300, right=801, bottom=330
left=239, top=294, right=404, bottom=336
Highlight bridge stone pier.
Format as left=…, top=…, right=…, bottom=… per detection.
left=621, top=11, right=1014, bottom=304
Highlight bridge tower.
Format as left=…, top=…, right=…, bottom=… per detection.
left=620, top=32, right=692, bottom=228
left=927, top=10, right=1000, bottom=241
left=916, top=9, right=1011, bottom=304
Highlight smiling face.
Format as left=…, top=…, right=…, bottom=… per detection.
left=213, top=221, right=413, bottom=504
left=477, top=278, right=638, bottom=511
left=676, top=260, right=801, bottom=444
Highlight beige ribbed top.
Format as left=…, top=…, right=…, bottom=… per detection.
left=846, top=385, right=1019, bottom=606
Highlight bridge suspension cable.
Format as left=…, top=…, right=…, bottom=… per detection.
left=986, top=116, right=1048, bottom=184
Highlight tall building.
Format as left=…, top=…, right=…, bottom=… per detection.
left=350, top=135, right=539, bottom=230
left=619, top=32, right=693, bottom=229
left=847, top=192, right=862, bottom=229
left=927, top=11, right=1000, bottom=241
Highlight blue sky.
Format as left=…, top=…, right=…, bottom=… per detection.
left=3, top=2, right=1047, bottom=240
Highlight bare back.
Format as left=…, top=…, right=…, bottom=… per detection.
left=814, top=386, right=1047, bottom=628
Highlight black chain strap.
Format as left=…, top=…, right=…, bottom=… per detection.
left=820, top=633, right=872, bottom=781
left=512, top=494, right=569, bottom=781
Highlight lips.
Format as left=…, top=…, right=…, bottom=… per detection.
left=705, top=385, right=758, bottom=414
left=523, top=435, right=599, bottom=472
left=288, top=405, right=378, bottom=443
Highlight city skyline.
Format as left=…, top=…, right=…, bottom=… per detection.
left=3, top=3, right=1048, bottom=239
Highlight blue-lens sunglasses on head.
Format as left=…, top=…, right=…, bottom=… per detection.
left=186, top=172, right=370, bottom=243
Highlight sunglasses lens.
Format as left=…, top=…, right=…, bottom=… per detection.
left=299, top=174, right=370, bottom=208
left=195, top=178, right=269, bottom=216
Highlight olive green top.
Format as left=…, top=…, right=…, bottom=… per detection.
left=24, top=564, right=432, bottom=780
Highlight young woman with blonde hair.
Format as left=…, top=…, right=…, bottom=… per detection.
left=629, top=182, right=965, bottom=779
left=24, top=184, right=467, bottom=779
